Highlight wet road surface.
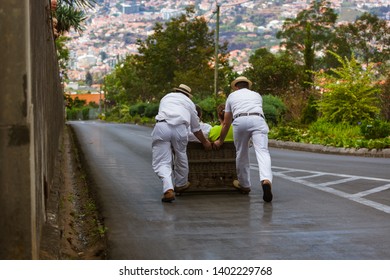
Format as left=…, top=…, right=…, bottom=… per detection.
left=68, top=121, right=390, bottom=260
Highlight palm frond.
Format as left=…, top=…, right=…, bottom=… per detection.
left=60, top=0, right=96, bottom=9
left=55, top=4, right=87, bottom=34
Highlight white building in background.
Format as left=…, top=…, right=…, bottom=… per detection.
left=267, top=20, right=282, bottom=30
left=66, top=82, right=79, bottom=90
left=122, top=0, right=140, bottom=14
left=161, top=8, right=183, bottom=20
left=77, top=54, right=98, bottom=69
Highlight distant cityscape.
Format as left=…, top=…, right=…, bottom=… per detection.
left=64, top=0, right=389, bottom=93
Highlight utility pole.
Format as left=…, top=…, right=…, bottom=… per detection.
left=214, top=3, right=220, bottom=96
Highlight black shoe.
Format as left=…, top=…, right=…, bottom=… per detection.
left=262, top=180, right=273, bottom=202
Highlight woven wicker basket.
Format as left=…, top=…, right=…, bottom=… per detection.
left=186, top=142, right=237, bottom=191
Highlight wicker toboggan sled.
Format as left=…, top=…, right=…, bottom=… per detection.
left=185, top=142, right=238, bottom=192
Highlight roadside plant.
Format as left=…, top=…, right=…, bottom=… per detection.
left=262, top=95, right=287, bottom=126
left=360, top=119, right=390, bottom=139
left=313, top=52, right=380, bottom=124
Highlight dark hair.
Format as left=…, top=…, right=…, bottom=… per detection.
left=195, top=104, right=202, bottom=118
left=217, top=103, right=225, bottom=121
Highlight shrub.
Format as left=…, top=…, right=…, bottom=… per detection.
left=119, top=114, right=132, bottom=123
left=196, top=96, right=225, bottom=123
left=269, top=126, right=304, bottom=142
left=314, top=53, right=380, bottom=124
left=141, top=116, right=151, bottom=124
left=360, top=119, right=390, bottom=139
left=129, top=103, right=147, bottom=116
left=309, top=119, right=361, bottom=138
left=262, top=95, right=286, bottom=125
left=132, top=114, right=142, bottom=124
left=82, top=107, right=90, bottom=120
left=66, top=107, right=84, bottom=120
left=301, top=94, right=318, bottom=124
left=144, top=103, right=159, bottom=118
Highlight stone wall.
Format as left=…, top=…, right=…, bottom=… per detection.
left=0, top=0, right=64, bottom=259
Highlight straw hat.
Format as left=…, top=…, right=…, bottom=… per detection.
left=231, top=76, right=252, bottom=89
left=174, top=84, right=193, bottom=98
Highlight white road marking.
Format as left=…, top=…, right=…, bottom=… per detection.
left=350, top=184, right=390, bottom=198
left=294, top=173, right=326, bottom=180
left=250, top=165, right=390, bottom=214
left=320, top=177, right=358, bottom=187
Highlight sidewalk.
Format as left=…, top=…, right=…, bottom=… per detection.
left=39, top=125, right=107, bottom=259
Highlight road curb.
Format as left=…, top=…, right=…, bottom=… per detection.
left=269, top=139, right=390, bottom=158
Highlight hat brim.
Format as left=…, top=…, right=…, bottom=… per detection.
left=231, top=78, right=252, bottom=89
left=174, top=88, right=193, bottom=98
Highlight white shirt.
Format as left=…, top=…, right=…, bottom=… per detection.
left=155, top=92, right=201, bottom=132
left=225, top=88, right=264, bottom=117
left=188, top=121, right=212, bottom=142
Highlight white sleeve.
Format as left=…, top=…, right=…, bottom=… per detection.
left=189, top=104, right=201, bottom=133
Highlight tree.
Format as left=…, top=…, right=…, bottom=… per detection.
left=116, top=55, right=152, bottom=103
left=99, top=51, right=108, bottom=61
left=102, top=72, right=121, bottom=107
left=85, top=71, right=93, bottom=86
left=318, top=25, right=352, bottom=70
left=277, top=0, right=338, bottom=72
left=379, top=73, right=390, bottom=121
left=103, top=54, right=156, bottom=104
left=336, top=13, right=390, bottom=66
left=135, top=6, right=230, bottom=99
left=244, top=48, right=310, bottom=123
left=314, top=52, right=381, bottom=124
left=244, top=48, right=304, bottom=96
left=303, top=22, right=315, bottom=86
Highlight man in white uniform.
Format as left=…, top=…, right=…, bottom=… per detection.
left=213, top=77, right=273, bottom=202
left=152, top=84, right=212, bottom=202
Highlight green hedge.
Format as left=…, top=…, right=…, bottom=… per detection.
left=360, top=119, right=390, bottom=139
left=269, top=119, right=390, bottom=150
left=66, top=107, right=99, bottom=120
left=262, top=95, right=286, bottom=125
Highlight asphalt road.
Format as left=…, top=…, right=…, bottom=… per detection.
left=68, top=121, right=390, bottom=260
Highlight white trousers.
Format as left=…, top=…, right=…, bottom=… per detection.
left=232, top=116, right=273, bottom=188
left=151, top=122, right=189, bottom=193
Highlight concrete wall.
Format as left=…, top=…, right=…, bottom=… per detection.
left=0, top=0, right=64, bottom=259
